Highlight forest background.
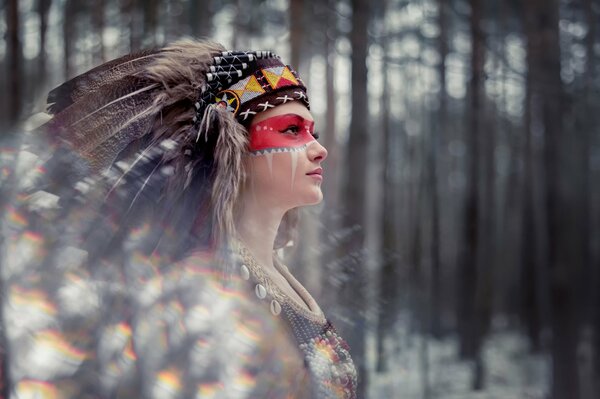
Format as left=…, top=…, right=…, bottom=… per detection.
left=1, top=0, right=599, bottom=398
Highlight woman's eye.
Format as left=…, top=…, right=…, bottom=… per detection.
left=312, top=131, right=320, bottom=140
left=281, top=125, right=299, bottom=135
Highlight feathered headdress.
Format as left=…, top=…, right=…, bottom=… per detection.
left=37, top=38, right=310, bottom=253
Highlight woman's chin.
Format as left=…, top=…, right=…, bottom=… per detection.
left=301, top=189, right=323, bottom=206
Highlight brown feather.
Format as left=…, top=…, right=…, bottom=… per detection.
left=41, top=76, right=160, bottom=157
left=47, top=49, right=160, bottom=114
left=44, top=39, right=226, bottom=167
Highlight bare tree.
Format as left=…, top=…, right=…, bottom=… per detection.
left=323, top=0, right=339, bottom=208
left=6, top=0, right=22, bottom=126
left=143, top=0, right=159, bottom=46
left=92, top=0, right=106, bottom=64
left=338, top=0, right=370, bottom=395
left=63, top=0, right=78, bottom=79
left=456, top=0, right=490, bottom=390
left=289, top=0, right=304, bottom=71
left=523, top=0, right=580, bottom=397
left=38, top=0, right=52, bottom=84
left=376, top=0, right=398, bottom=372
left=431, top=0, right=449, bottom=339
left=190, top=0, right=213, bottom=38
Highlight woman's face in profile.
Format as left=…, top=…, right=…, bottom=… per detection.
left=243, top=101, right=328, bottom=211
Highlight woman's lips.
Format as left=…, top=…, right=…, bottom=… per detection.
left=307, top=167, right=323, bottom=180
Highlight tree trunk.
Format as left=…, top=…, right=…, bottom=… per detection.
left=521, top=11, right=541, bottom=352
left=6, top=0, right=22, bottom=126
left=143, top=0, right=159, bottom=47
left=38, top=0, right=52, bottom=84
left=376, top=17, right=397, bottom=373
left=524, top=0, right=581, bottom=397
left=320, top=0, right=341, bottom=315
left=323, top=0, right=339, bottom=208
left=92, top=0, right=106, bottom=64
left=190, top=0, right=213, bottom=38
left=338, top=0, right=370, bottom=395
left=232, top=0, right=244, bottom=49
left=582, top=0, right=600, bottom=393
left=430, top=0, right=448, bottom=339
left=458, top=0, right=484, bottom=366
left=121, top=0, right=141, bottom=52
left=63, top=0, right=77, bottom=79
left=289, top=0, right=304, bottom=72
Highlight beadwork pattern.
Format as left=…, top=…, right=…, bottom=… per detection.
left=237, top=245, right=358, bottom=399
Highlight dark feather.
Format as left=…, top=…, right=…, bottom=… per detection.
left=40, top=79, right=163, bottom=171
left=47, top=49, right=160, bottom=114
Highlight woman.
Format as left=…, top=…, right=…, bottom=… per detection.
left=1, top=39, right=356, bottom=398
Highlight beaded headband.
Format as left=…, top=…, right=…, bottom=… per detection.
left=193, top=51, right=310, bottom=125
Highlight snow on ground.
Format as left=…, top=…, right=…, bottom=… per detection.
left=367, top=328, right=550, bottom=398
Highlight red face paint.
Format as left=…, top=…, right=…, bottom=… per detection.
left=248, top=114, right=316, bottom=154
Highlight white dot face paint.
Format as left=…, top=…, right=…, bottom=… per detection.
left=247, top=113, right=317, bottom=156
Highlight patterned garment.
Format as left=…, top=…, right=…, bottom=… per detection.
left=236, top=245, right=357, bottom=399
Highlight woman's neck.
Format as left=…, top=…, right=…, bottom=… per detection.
left=235, top=199, right=285, bottom=272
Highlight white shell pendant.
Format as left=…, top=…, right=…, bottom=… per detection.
left=255, top=284, right=267, bottom=299
left=270, top=299, right=282, bottom=316
left=240, top=264, right=250, bottom=280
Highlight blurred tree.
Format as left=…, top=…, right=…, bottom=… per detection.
left=456, top=0, right=491, bottom=390
left=524, top=0, right=580, bottom=397
left=143, top=0, right=159, bottom=46
left=6, top=0, right=22, bottom=126
left=190, top=0, right=213, bottom=38
left=430, top=0, right=448, bottom=339
left=581, top=0, right=600, bottom=392
left=520, top=0, right=549, bottom=356
left=289, top=0, right=304, bottom=70
left=63, top=0, right=79, bottom=79
left=121, top=0, right=141, bottom=52
left=92, top=0, right=106, bottom=64
left=37, top=0, right=52, bottom=84
left=323, top=0, right=339, bottom=209
left=376, top=0, right=397, bottom=373
left=338, top=0, right=370, bottom=395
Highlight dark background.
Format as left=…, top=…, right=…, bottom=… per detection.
left=1, top=0, right=599, bottom=398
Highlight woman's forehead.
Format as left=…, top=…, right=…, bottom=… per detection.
left=251, top=101, right=313, bottom=125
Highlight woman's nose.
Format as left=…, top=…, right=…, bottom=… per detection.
left=307, top=141, right=328, bottom=162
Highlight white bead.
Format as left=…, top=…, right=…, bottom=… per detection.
left=255, top=284, right=267, bottom=299
left=270, top=300, right=282, bottom=316
left=240, top=264, right=250, bottom=280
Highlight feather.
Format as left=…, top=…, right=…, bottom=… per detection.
left=41, top=39, right=227, bottom=174
left=41, top=77, right=160, bottom=171
left=47, top=49, right=160, bottom=115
